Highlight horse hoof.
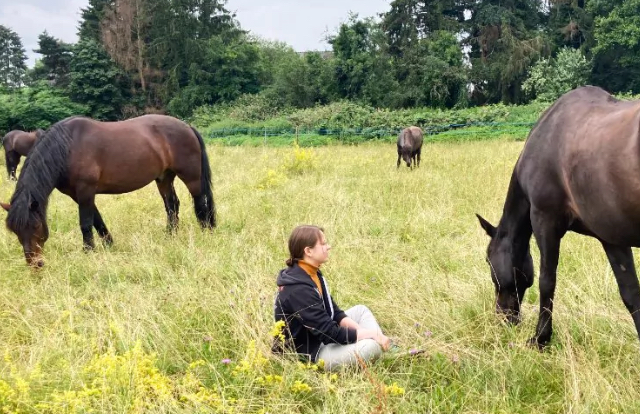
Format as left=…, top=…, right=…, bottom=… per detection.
left=103, top=235, right=113, bottom=246
left=526, top=337, right=547, bottom=351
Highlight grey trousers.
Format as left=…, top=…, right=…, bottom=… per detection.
left=316, top=305, right=384, bottom=371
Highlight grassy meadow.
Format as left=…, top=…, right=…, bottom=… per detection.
left=0, top=138, right=639, bottom=413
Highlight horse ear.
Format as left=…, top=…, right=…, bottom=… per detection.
left=0, top=202, right=10, bottom=212
left=476, top=214, right=496, bottom=238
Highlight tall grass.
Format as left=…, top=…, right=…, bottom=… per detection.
left=0, top=139, right=639, bottom=413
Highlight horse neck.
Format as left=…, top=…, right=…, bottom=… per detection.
left=496, top=172, right=532, bottom=254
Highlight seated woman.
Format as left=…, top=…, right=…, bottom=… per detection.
left=273, top=225, right=392, bottom=371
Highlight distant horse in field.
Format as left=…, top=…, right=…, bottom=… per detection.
left=0, top=115, right=216, bottom=267
left=477, top=86, right=640, bottom=349
left=397, top=126, right=423, bottom=169
left=2, top=129, right=44, bottom=180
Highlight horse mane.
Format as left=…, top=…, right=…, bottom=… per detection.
left=7, top=117, right=79, bottom=231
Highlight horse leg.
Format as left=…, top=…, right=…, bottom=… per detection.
left=176, top=173, right=214, bottom=229
left=396, top=147, right=401, bottom=169
left=601, top=243, right=640, bottom=343
left=155, top=172, right=180, bottom=232
left=417, top=148, right=421, bottom=168
left=5, top=151, right=19, bottom=180
left=93, top=206, right=113, bottom=246
left=78, top=199, right=96, bottom=251
left=529, top=208, right=567, bottom=348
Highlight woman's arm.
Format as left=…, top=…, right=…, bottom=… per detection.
left=339, top=318, right=390, bottom=350
left=338, top=317, right=360, bottom=330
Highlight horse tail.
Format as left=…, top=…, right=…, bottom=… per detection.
left=191, top=126, right=216, bottom=228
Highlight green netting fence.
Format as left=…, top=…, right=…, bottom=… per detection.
left=204, top=121, right=536, bottom=142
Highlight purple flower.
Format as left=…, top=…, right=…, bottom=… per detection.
left=221, top=358, right=232, bottom=364
left=414, top=322, right=421, bottom=328
left=203, top=335, right=213, bottom=342
left=409, top=349, right=419, bottom=355
left=424, top=330, right=432, bottom=337
left=451, top=355, right=459, bottom=364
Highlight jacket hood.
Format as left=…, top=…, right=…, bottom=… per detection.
left=277, top=263, right=317, bottom=287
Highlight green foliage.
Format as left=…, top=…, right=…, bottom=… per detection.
left=466, top=0, right=549, bottom=104
left=30, top=31, right=74, bottom=89
left=590, top=0, right=640, bottom=93
left=522, top=48, right=591, bottom=102
left=167, top=35, right=263, bottom=118
left=193, top=99, right=547, bottom=136
left=257, top=42, right=336, bottom=109
left=67, top=39, right=125, bottom=120
left=0, top=87, right=88, bottom=134
left=78, top=0, right=114, bottom=42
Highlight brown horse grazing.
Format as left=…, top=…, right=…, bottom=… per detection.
left=476, top=85, right=640, bottom=349
left=397, top=126, right=423, bottom=169
left=0, top=115, right=216, bottom=267
left=2, top=129, right=44, bottom=180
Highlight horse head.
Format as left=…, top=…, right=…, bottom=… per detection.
left=2, top=200, right=49, bottom=268
left=477, top=213, right=534, bottom=324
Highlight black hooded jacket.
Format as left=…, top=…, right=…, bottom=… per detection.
left=273, top=261, right=358, bottom=362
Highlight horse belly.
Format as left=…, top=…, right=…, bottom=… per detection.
left=95, top=153, right=167, bottom=194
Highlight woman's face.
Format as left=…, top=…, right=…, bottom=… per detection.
left=304, top=231, right=331, bottom=266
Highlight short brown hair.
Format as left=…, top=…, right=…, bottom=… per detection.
left=286, top=225, right=324, bottom=267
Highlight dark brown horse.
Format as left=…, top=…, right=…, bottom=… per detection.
left=2, top=129, right=44, bottom=180
left=477, top=86, right=640, bottom=349
left=1, top=115, right=216, bottom=267
left=397, top=126, right=423, bottom=169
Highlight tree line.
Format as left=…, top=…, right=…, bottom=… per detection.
left=0, top=0, right=635, bottom=131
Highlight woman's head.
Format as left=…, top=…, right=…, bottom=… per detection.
left=286, top=225, right=331, bottom=267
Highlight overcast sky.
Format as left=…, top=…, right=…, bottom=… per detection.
left=0, top=0, right=392, bottom=67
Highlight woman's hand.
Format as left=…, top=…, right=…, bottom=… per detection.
left=375, top=333, right=391, bottom=351
left=357, top=329, right=391, bottom=351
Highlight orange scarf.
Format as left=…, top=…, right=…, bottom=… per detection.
left=298, top=260, right=323, bottom=296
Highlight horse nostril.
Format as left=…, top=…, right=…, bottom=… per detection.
left=36, top=259, right=44, bottom=268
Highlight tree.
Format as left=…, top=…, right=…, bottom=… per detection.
left=329, top=14, right=378, bottom=101
left=381, top=0, right=468, bottom=58
left=67, top=39, right=125, bottom=120
left=590, top=0, right=640, bottom=93
left=0, top=25, right=27, bottom=90
left=522, top=47, right=590, bottom=101
left=145, top=0, right=242, bottom=107
left=78, top=0, right=114, bottom=42
left=167, top=35, right=263, bottom=117
left=100, top=0, right=151, bottom=96
left=31, top=31, right=73, bottom=88
left=546, top=0, right=594, bottom=52
left=465, top=0, right=549, bottom=104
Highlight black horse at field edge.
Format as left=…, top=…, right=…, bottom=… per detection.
left=477, top=85, right=640, bottom=348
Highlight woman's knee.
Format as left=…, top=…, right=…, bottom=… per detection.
left=356, top=339, right=383, bottom=359
left=347, top=304, right=371, bottom=317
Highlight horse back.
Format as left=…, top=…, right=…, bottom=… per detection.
left=13, top=132, right=37, bottom=156
left=398, top=126, right=423, bottom=151
left=517, top=86, right=640, bottom=244
left=64, top=115, right=201, bottom=194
